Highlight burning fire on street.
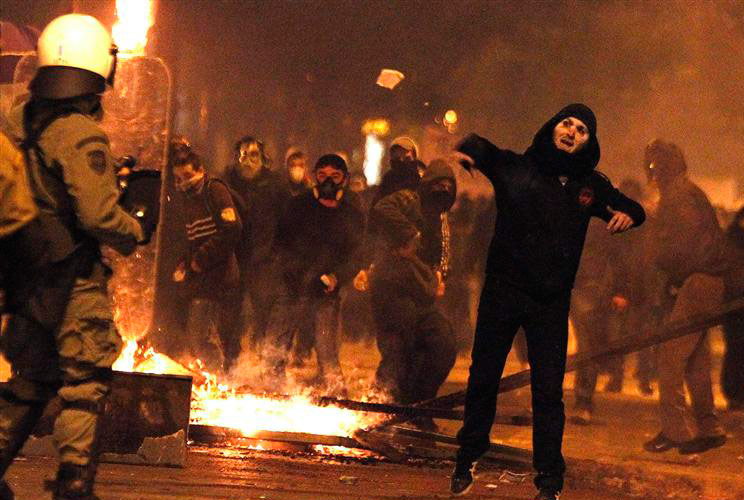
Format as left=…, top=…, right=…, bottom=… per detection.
left=112, top=339, right=384, bottom=454
left=106, top=0, right=384, bottom=459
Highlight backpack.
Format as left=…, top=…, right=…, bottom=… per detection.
left=203, top=177, right=252, bottom=260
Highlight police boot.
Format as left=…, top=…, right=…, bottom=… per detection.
left=49, top=463, right=100, bottom=500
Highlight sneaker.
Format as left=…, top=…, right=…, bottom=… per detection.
left=679, top=434, right=727, bottom=455
left=450, top=461, right=476, bottom=496
left=643, top=432, right=682, bottom=453
left=534, top=488, right=561, bottom=500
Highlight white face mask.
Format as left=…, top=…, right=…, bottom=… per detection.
left=288, top=166, right=305, bottom=184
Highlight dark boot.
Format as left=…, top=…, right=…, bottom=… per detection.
left=50, top=463, right=99, bottom=500
left=0, top=480, right=14, bottom=500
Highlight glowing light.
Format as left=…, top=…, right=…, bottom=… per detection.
left=444, top=109, right=458, bottom=125
left=363, top=134, right=384, bottom=186
left=112, top=0, right=154, bottom=57
left=361, top=118, right=390, bottom=137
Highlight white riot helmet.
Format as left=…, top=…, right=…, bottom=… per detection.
left=30, top=14, right=118, bottom=100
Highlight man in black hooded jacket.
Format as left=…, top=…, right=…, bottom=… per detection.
left=450, top=104, right=645, bottom=500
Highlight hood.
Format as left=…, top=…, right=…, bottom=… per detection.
left=419, top=159, right=457, bottom=212
left=525, top=103, right=601, bottom=178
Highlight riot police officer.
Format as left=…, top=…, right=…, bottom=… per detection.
left=0, top=14, right=150, bottom=500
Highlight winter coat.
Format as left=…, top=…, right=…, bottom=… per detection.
left=272, top=190, right=365, bottom=298
left=654, top=176, right=729, bottom=286
left=457, top=106, right=645, bottom=301
left=224, top=165, right=289, bottom=264
left=179, top=177, right=242, bottom=297
left=371, top=160, right=456, bottom=270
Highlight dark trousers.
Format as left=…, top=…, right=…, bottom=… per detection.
left=456, top=278, right=570, bottom=492
left=722, top=309, right=744, bottom=406
left=372, top=297, right=456, bottom=405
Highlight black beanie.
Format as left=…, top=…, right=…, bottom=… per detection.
left=314, top=153, right=348, bottom=173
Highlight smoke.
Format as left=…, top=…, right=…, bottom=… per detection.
left=446, top=0, right=744, bottom=202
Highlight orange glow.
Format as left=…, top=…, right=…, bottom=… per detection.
left=112, top=0, right=154, bottom=57
left=113, top=341, right=383, bottom=443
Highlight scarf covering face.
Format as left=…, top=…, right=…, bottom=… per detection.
left=525, top=103, right=601, bottom=178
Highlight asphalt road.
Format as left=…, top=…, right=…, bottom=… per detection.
left=5, top=447, right=646, bottom=500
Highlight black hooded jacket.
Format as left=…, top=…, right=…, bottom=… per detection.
left=458, top=104, right=645, bottom=300
left=371, top=159, right=456, bottom=269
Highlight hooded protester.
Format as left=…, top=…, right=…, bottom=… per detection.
left=642, top=139, right=740, bottom=456
left=262, top=154, right=365, bottom=395
left=371, top=136, right=426, bottom=207
left=224, top=136, right=289, bottom=344
left=369, top=159, right=458, bottom=427
left=450, top=104, right=645, bottom=500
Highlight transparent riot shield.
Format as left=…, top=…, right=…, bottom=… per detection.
left=100, top=55, right=172, bottom=342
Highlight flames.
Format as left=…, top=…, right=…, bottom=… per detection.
left=112, top=0, right=154, bottom=57
left=113, top=339, right=381, bottom=442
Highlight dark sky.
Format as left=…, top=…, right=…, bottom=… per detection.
left=4, top=0, right=744, bottom=203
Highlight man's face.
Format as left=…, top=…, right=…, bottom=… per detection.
left=287, top=157, right=306, bottom=184
left=239, top=142, right=263, bottom=172
left=316, top=165, right=345, bottom=185
left=390, top=145, right=415, bottom=162
left=431, top=178, right=454, bottom=195
left=173, top=163, right=204, bottom=193
left=552, top=116, right=589, bottom=154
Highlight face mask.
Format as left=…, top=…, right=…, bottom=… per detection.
left=425, top=189, right=453, bottom=213
left=176, top=171, right=205, bottom=194
left=314, top=178, right=344, bottom=201
left=288, top=166, right=305, bottom=184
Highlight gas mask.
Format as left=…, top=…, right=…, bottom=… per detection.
left=238, top=142, right=263, bottom=178
left=314, top=178, right=344, bottom=201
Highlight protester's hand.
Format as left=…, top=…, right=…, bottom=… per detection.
left=606, top=207, right=634, bottom=234
left=435, top=271, right=446, bottom=298
left=190, top=257, right=202, bottom=273
left=353, top=270, right=369, bottom=292
left=321, top=273, right=338, bottom=293
left=611, top=295, right=629, bottom=312
left=450, top=151, right=474, bottom=173
left=173, top=260, right=187, bottom=282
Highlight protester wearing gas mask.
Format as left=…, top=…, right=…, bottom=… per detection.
left=262, top=154, right=364, bottom=395
left=368, top=159, right=458, bottom=428
left=224, top=136, right=289, bottom=345
left=172, top=149, right=243, bottom=372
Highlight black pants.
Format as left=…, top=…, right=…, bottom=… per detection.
left=372, top=295, right=456, bottom=405
left=456, top=277, right=570, bottom=492
left=722, top=309, right=744, bottom=406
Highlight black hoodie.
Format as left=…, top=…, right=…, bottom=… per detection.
left=458, top=104, right=645, bottom=301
